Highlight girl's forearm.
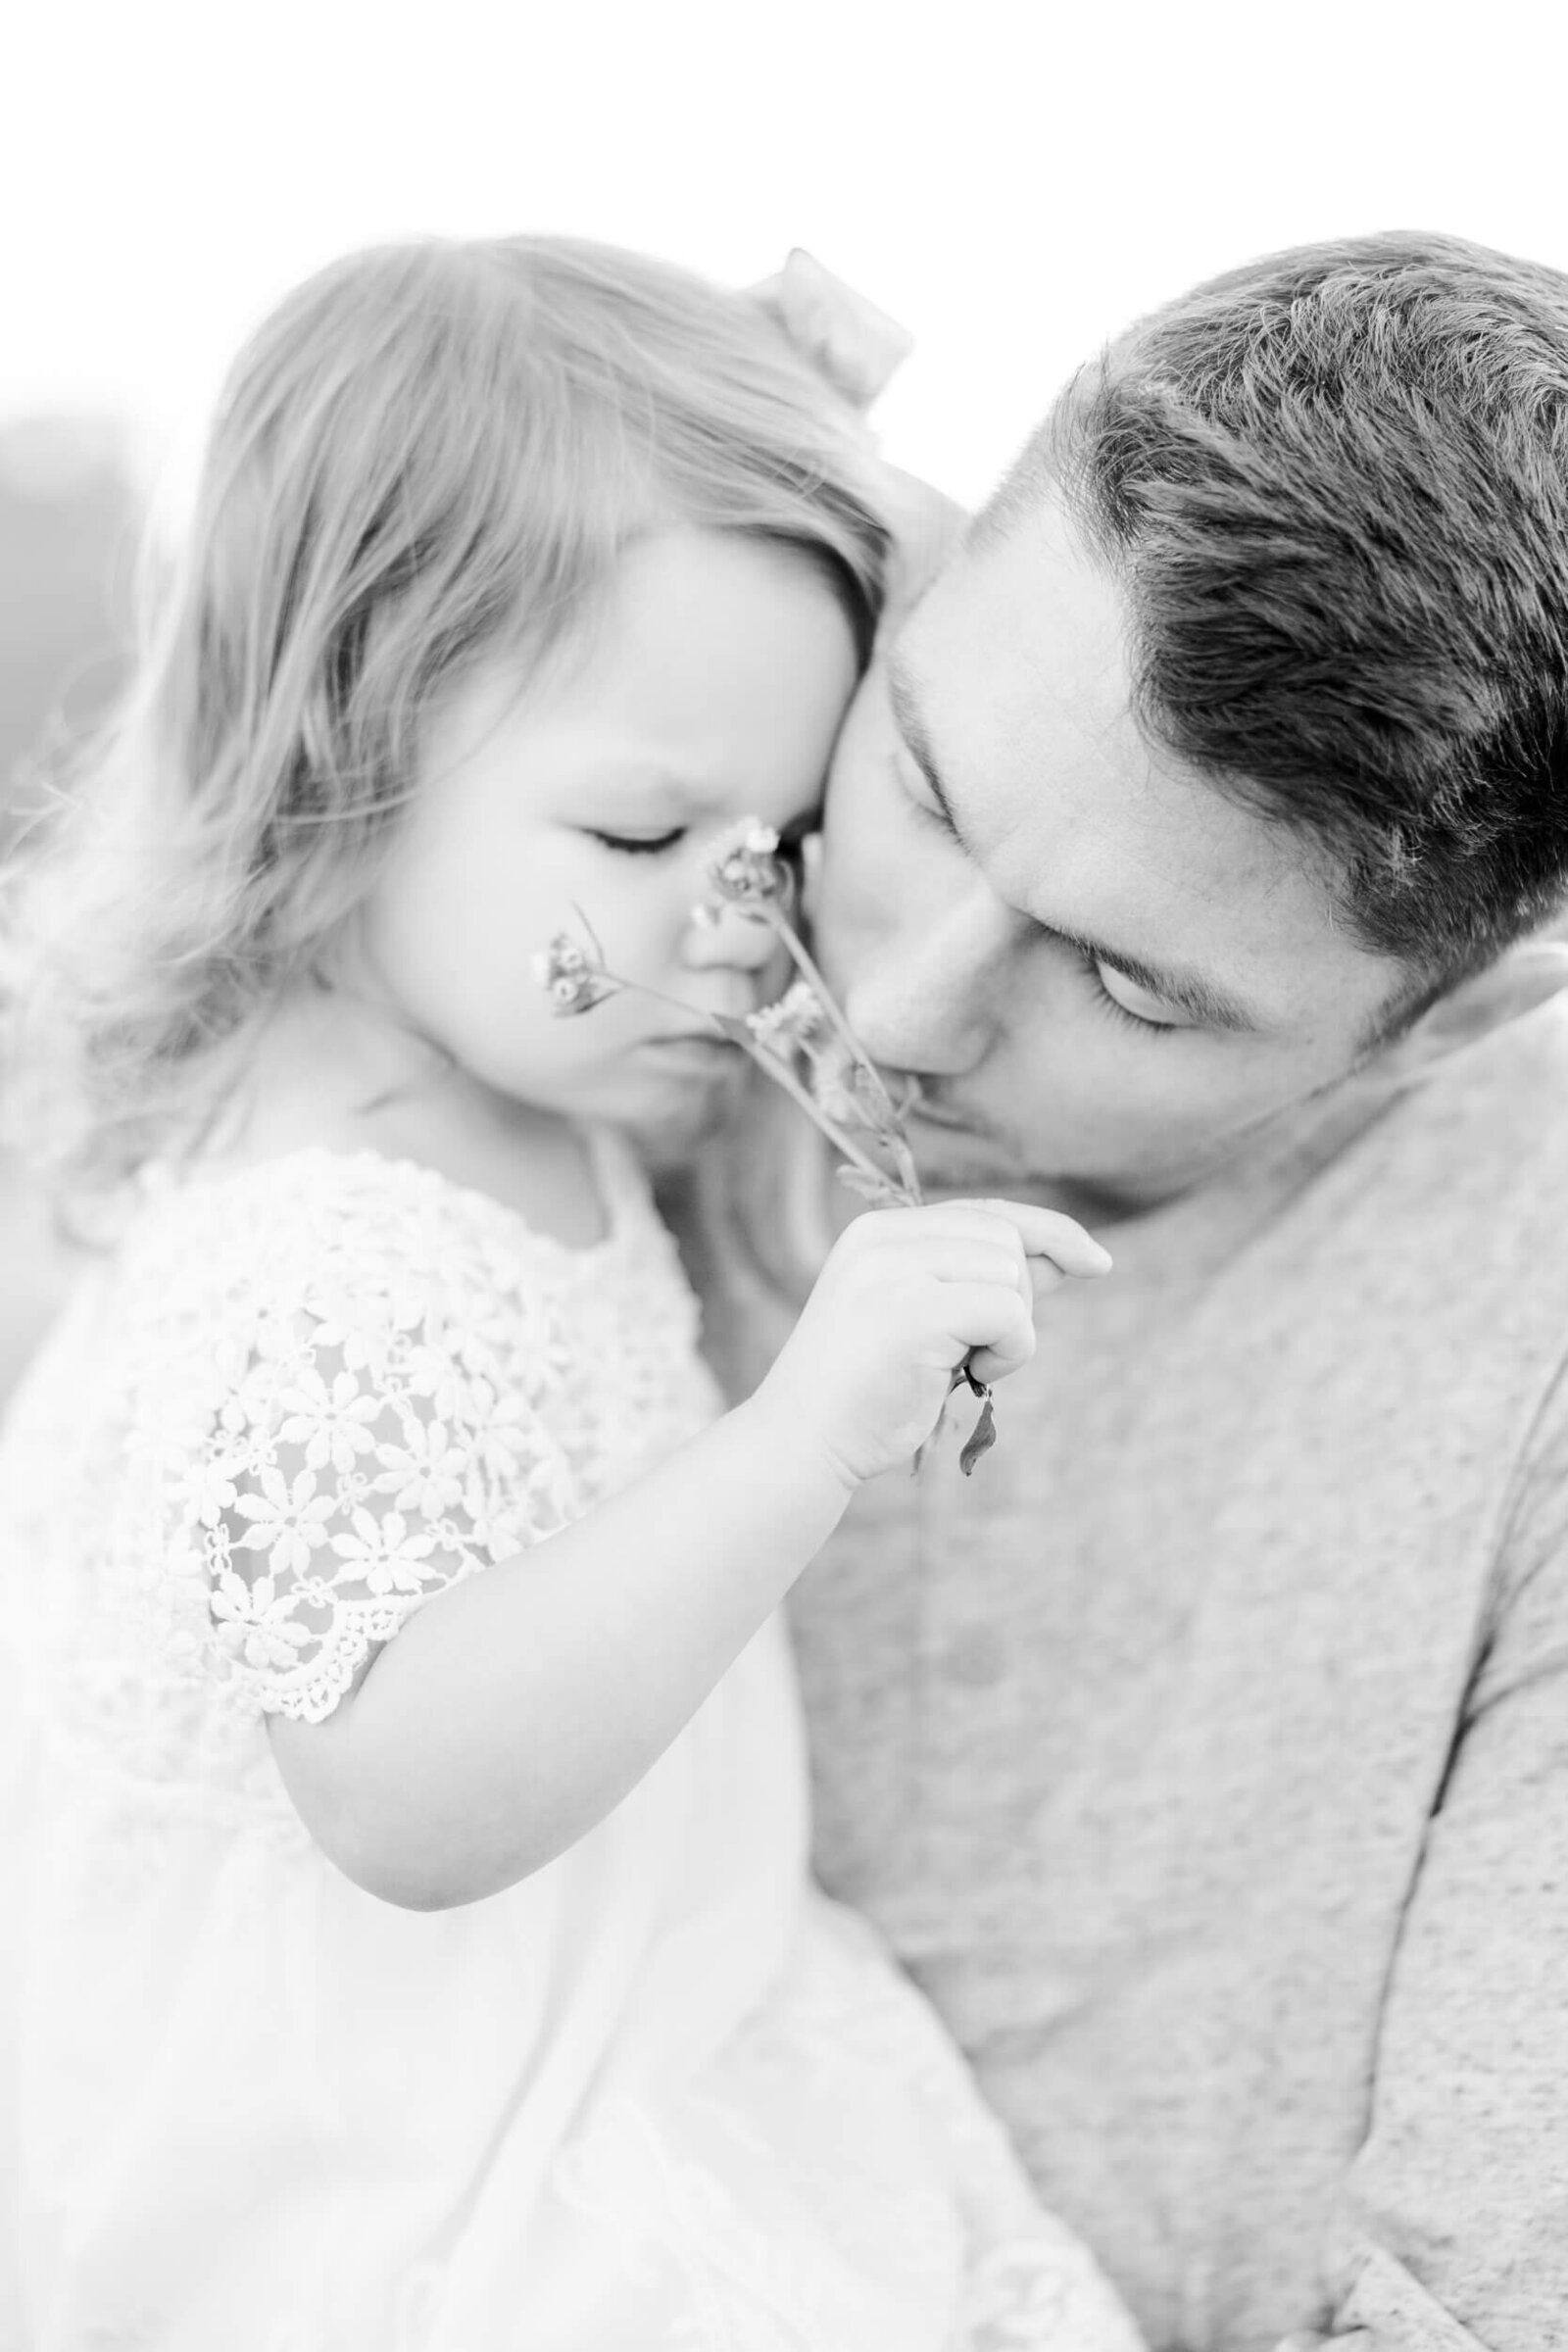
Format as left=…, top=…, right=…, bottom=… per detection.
left=267, top=1396, right=851, bottom=1909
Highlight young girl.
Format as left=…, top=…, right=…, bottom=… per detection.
left=0, top=237, right=1138, bottom=2352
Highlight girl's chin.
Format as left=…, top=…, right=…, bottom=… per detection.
left=620, top=1097, right=735, bottom=1167
left=607, top=1057, right=749, bottom=1154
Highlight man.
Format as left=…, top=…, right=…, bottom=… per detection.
left=696, top=233, right=1568, bottom=2350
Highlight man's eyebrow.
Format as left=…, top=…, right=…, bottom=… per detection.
left=887, top=657, right=979, bottom=858
left=885, top=656, right=1266, bottom=1037
left=1048, top=924, right=1265, bottom=1034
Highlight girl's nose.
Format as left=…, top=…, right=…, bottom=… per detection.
left=678, top=897, right=780, bottom=975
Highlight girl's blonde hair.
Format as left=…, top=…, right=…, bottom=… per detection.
left=3, top=236, right=890, bottom=1207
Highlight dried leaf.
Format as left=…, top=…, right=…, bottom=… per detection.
left=850, top=1060, right=897, bottom=1127
left=708, top=1011, right=759, bottom=1049
left=958, top=1387, right=997, bottom=1477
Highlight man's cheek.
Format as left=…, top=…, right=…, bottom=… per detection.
left=830, top=848, right=904, bottom=956
left=826, top=706, right=899, bottom=830
left=815, top=801, right=881, bottom=924
left=807, top=854, right=890, bottom=1003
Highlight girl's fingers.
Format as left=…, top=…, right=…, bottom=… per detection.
left=970, top=1200, right=1112, bottom=1281
left=862, top=1200, right=1112, bottom=1284
left=902, top=1240, right=1034, bottom=1299
left=931, top=1283, right=1037, bottom=1378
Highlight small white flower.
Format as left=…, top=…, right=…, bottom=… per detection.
left=233, top=1466, right=334, bottom=1578
left=373, top=1418, right=468, bottom=1519
left=277, top=1367, right=382, bottom=1474
left=329, top=1507, right=437, bottom=1596
left=700, top=819, right=786, bottom=906
left=530, top=936, right=588, bottom=983
left=746, top=980, right=823, bottom=1053
left=533, top=930, right=616, bottom=1015
left=178, top=1451, right=240, bottom=1530
left=209, top=1568, right=317, bottom=1673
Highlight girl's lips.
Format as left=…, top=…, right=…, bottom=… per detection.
left=637, top=1031, right=745, bottom=1068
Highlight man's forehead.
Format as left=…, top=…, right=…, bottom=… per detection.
left=889, top=510, right=1396, bottom=1039
left=897, top=501, right=1140, bottom=770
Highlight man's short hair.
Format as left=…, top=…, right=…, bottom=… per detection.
left=982, top=231, right=1568, bottom=1007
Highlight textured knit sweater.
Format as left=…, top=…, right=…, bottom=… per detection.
left=678, top=997, right=1568, bottom=2352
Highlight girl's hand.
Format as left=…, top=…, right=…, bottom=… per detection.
left=751, top=1200, right=1111, bottom=1490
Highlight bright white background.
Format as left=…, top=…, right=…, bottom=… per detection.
left=3, top=0, right=1567, bottom=505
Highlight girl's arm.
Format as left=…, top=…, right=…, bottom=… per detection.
left=267, top=1199, right=1110, bottom=1909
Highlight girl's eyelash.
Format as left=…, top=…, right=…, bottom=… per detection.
left=589, top=818, right=819, bottom=866
left=587, top=828, right=687, bottom=857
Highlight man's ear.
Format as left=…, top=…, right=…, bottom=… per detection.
left=1374, top=939, right=1568, bottom=1081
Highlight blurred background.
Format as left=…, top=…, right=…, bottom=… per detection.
left=2, top=0, right=1566, bottom=1398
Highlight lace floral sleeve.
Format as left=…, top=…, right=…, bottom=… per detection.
left=149, top=1161, right=579, bottom=1725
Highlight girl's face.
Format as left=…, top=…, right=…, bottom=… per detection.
left=358, top=529, right=860, bottom=1136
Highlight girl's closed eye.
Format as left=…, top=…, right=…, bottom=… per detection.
left=585, top=826, right=688, bottom=856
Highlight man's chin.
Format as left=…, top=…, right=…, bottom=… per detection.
left=904, top=1114, right=1127, bottom=1213
left=904, top=1116, right=1035, bottom=1196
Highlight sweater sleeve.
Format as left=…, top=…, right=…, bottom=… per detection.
left=1300, top=1396, right=1568, bottom=2352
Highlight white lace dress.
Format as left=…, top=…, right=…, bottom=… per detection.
left=0, top=1136, right=1141, bottom=2352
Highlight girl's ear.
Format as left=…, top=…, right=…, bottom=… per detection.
left=1377, top=939, right=1568, bottom=1080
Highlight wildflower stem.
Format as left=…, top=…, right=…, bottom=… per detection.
left=591, top=964, right=900, bottom=1196
left=759, top=909, right=923, bottom=1206
left=540, top=871, right=999, bottom=1470
left=735, top=1049, right=901, bottom=1193
left=594, top=969, right=709, bottom=1026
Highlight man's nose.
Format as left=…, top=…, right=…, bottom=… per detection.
left=840, top=893, right=1013, bottom=1076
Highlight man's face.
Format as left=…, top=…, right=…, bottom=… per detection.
left=813, top=496, right=1410, bottom=1208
